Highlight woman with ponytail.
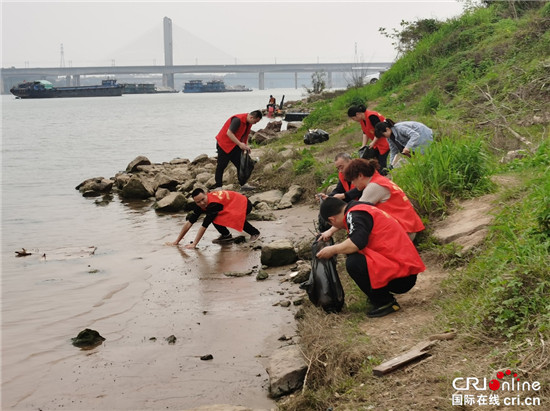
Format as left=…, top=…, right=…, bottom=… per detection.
left=374, top=119, right=433, bottom=167
left=347, top=104, right=390, bottom=173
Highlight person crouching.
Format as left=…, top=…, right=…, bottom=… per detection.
left=316, top=197, right=425, bottom=317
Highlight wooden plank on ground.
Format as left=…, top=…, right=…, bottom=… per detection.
left=373, top=340, right=436, bottom=377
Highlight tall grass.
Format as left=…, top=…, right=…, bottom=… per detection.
left=441, top=142, right=550, bottom=339
left=391, top=137, right=495, bottom=216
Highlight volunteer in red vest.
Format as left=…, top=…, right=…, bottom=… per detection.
left=167, top=188, right=260, bottom=249
left=317, top=197, right=425, bottom=317
left=214, top=110, right=262, bottom=190
left=318, top=152, right=363, bottom=239
left=319, top=153, right=362, bottom=202
left=347, top=105, right=390, bottom=173
left=344, top=158, right=425, bottom=240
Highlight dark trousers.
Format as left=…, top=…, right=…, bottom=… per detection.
left=215, top=144, right=241, bottom=188
left=377, top=151, right=389, bottom=175
left=346, top=253, right=417, bottom=306
left=212, top=199, right=260, bottom=236
left=361, top=147, right=389, bottom=176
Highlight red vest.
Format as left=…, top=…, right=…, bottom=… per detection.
left=360, top=110, right=389, bottom=154
left=344, top=203, right=425, bottom=289
left=338, top=171, right=354, bottom=192
left=215, top=113, right=251, bottom=154
left=370, top=172, right=425, bottom=234
left=206, top=191, right=248, bottom=231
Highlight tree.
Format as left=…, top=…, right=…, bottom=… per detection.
left=379, top=18, right=443, bottom=57
left=305, top=71, right=327, bottom=95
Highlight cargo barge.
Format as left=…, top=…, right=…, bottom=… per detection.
left=10, top=79, right=124, bottom=99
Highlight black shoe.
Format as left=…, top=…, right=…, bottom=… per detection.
left=212, top=234, right=233, bottom=244
left=367, top=299, right=400, bottom=318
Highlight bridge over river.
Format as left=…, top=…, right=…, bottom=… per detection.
left=1, top=61, right=391, bottom=94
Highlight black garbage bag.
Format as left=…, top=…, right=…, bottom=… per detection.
left=358, top=145, right=378, bottom=160
left=300, top=236, right=345, bottom=313
left=304, top=129, right=329, bottom=145
left=238, top=151, right=254, bottom=185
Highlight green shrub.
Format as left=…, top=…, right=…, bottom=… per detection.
left=391, top=137, right=495, bottom=216
left=420, top=89, right=441, bottom=114
left=294, top=149, right=316, bottom=174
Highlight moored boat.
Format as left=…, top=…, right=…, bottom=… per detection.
left=121, top=83, right=179, bottom=94
left=182, top=79, right=252, bottom=93
left=10, top=79, right=124, bottom=99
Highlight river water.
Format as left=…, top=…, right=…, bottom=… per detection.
left=1, top=88, right=311, bottom=410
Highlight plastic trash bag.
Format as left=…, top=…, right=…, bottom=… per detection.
left=358, top=145, right=378, bottom=160
left=300, top=236, right=345, bottom=313
left=238, top=151, right=254, bottom=185
left=304, top=129, right=329, bottom=145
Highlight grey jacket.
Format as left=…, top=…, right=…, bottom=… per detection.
left=388, top=121, right=433, bottom=164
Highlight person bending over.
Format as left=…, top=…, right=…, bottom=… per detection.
left=316, top=197, right=425, bottom=317
left=167, top=188, right=260, bottom=249
left=374, top=119, right=433, bottom=167
left=318, top=153, right=361, bottom=202
left=347, top=104, right=389, bottom=173
left=214, top=110, right=262, bottom=190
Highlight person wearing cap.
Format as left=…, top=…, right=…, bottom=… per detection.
left=316, top=196, right=425, bottom=317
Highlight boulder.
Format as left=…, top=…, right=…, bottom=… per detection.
left=291, top=260, right=311, bottom=284
left=120, top=175, right=155, bottom=199
left=286, top=121, right=302, bottom=130
left=279, top=149, right=295, bottom=159
left=295, top=238, right=314, bottom=261
left=153, top=173, right=181, bottom=191
left=191, top=153, right=210, bottom=165
left=263, top=163, right=276, bottom=173
left=155, top=192, right=187, bottom=212
left=114, top=172, right=131, bottom=189
left=126, top=155, right=151, bottom=173
left=261, top=239, right=297, bottom=266
left=252, top=129, right=276, bottom=145
left=177, top=179, right=195, bottom=194
left=264, top=120, right=282, bottom=132
left=266, top=344, right=307, bottom=398
left=249, top=190, right=284, bottom=206
left=278, top=185, right=304, bottom=209
left=155, top=187, right=170, bottom=200
left=75, top=177, right=113, bottom=196
left=278, top=159, right=294, bottom=172
left=195, top=172, right=212, bottom=184
left=168, top=158, right=189, bottom=166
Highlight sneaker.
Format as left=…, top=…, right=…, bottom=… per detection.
left=212, top=234, right=233, bottom=244
left=240, top=183, right=256, bottom=191
left=249, top=233, right=261, bottom=242
left=367, top=299, right=400, bottom=318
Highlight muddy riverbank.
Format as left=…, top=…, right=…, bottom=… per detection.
left=2, top=201, right=318, bottom=410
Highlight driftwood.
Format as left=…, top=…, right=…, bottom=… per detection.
left=372, top=331, right=457, bottom=377
left=373, top=340, right=436, bottom=377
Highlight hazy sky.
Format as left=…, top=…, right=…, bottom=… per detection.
left=1, top=1, right=465, bottom=68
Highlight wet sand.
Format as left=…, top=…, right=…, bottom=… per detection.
left=2, top=204, right=319, bottom=410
